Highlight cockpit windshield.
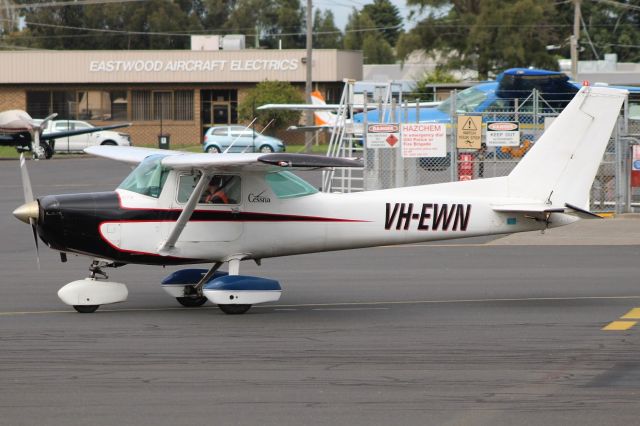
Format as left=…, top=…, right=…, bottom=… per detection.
left=437, top=86, right=491, bottom=113
left=118, top=154, right=170, bottom=198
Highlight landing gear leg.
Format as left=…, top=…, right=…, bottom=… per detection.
left=216, top=258, right=252, bottom=315
left=174, top=262, right=223, bottom=308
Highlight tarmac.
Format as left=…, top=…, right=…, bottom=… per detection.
left=1, top=157, right=639, bottom=426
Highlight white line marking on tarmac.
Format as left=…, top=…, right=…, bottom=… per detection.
left=1, top=295, right=640, bottom=317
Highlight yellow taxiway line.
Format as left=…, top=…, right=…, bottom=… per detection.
left=602, top=307, right=640, bottom=331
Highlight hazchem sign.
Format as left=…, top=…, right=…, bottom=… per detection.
left=401, top=123, right=446, bottom=157
left=367, top=123, right=400, bottom=149
left=486, top=121, right=520, bottom=147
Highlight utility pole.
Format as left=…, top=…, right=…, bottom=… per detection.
left=570, top=0, right=581, bottom=81
left=305, top=0, right=313, bottom=153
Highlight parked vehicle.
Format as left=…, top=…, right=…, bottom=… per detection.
left=203, top=125, right=285, bottom=153
left=38, top=119, right=131, bottom=153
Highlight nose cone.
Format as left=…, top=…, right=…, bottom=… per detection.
left=13, top=200, right=39, bottom=224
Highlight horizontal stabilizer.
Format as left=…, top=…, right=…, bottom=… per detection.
left=491, top=203, right=565, bottom=214
left=564, top=203, right=602, bottom=219
left=491, top=203, right=602, bottom=219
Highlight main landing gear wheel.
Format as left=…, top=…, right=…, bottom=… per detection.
left=217, top=304, right=252, bottom=315
left=73, top=305, right=99, bottom=313
left=176, top=296, right=208, bottom=307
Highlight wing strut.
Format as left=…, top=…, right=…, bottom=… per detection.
left=158, top=171, right=211, bottom=256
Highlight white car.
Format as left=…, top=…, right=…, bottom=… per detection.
left=41, top=120, right=132, bottom=153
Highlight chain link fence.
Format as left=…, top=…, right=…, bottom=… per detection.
left=344, top=90, right=639, bottom=213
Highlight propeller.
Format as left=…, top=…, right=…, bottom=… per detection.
left=13, top=153, right=40, bottom=269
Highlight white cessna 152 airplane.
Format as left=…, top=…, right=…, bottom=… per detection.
left=12, top=86, right=626, bottom=314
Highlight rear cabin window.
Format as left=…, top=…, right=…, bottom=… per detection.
left=265, top=171, right=318, bottom=199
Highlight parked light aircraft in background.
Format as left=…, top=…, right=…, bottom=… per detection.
left=258, top=90, right=439, bottom=131
left=0, top=109, right=130, bottom=159
left=355, top=68, right=640, bottom=124
left=12, top=87, right=625, bottom=315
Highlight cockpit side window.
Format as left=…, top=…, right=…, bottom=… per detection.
left=177, top=172, right=241, bottom=205
left=118, top=155, right=169, bottom=198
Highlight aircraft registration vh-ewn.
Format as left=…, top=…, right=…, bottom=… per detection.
left=12, top=86, right=626, bottom=314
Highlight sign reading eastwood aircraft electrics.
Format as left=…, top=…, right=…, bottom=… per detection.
left=456, top=115, right=482, bottom=149
left=486, top=121, right=520, bottom=147
left=401, top=123, right=446, bottom=158
left=366, top=124, right=400, bottom=149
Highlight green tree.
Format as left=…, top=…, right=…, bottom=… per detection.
left=362, top=0, right=402, bottom=46
left=238, top=80, right=304, bottom=132
left=225, top=0, right=304, bottom=49
left=17, top=0, right=201, bottom=49
left=555, top=1, right=640, bottom=63
left=344, top=9, right=395, bottom=64
left=399, top=0, right=560, bottom=78
left=407, top=68, right=459, bottom=99
left=313, top=9, right=342, bottom=49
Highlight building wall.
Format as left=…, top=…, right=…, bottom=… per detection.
left=0, top=49, right=362, bottom=148
left=0, top=88, right=25, bottom=111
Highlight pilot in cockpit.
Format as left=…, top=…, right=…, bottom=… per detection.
left=202, top=176, right=229, bottom=204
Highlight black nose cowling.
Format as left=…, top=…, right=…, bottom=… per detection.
left=37, top=192, right=120, bottom=256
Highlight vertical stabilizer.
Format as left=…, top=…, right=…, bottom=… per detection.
left=311, top=91, right=337, bottom=127
left=507, top=86, right=627, bottom=208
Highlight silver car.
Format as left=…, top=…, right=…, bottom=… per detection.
left=203, top=125, right=285, bottom=153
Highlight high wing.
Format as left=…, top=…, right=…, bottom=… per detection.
left=257, top=103, right=354, bottom=111
left=84, top=145, right=363, bottom=170
left=257, top=102, right=440, bottom=112
left=0, top=134, right=21, bottom=143
left=41, top=122, right=131, bottom=141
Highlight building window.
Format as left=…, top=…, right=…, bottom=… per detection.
left=201, top=89, right=238, bottom=131
left=27, top=91, right=74, bottom=119
left=132, top=90, right=193, bottom=122
left=28, top=90, right=128, bottom=121
left=132, top=91, right=152, bottom=121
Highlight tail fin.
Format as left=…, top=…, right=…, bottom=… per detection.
left=311, top=90, right=337, bottom=127
left=507, top=86, right=627, bottom=209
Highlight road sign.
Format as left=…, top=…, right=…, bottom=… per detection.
left=456, top=115, right=482, bottom=149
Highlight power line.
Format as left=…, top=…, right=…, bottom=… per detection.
left=592, top=0, right=640, bottom=12
left=8, top=0, right=149, bottom=9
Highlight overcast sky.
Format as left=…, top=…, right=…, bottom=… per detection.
left=313, top=0, right=418, bottom=31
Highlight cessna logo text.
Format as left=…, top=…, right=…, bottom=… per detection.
left=385, top=203, right=471, bottom=231
left=248, top=191, right=271, bottom=203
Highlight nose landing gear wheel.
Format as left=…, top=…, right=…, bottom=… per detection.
left=217, top=304, right=252, bottom=315
left=176, top=296, right=208, bottom=307
left=73, top=305, right=99, bottom=313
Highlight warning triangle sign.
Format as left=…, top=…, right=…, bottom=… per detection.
left=462, top=118, right=477, bottom=131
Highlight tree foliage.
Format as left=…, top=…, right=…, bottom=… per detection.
left=407, top=68, right=459, bottom=100
left=238, top=80, right=304, bottom=132
left=313, top=9, right=342, bottom=49
left=362, top=0, right=402, bottom=46
left=344, top=8, right=395, bottom=64
left=555, top=1, right=640, bottom=63
left=399, top=0, right=559, bottom=78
